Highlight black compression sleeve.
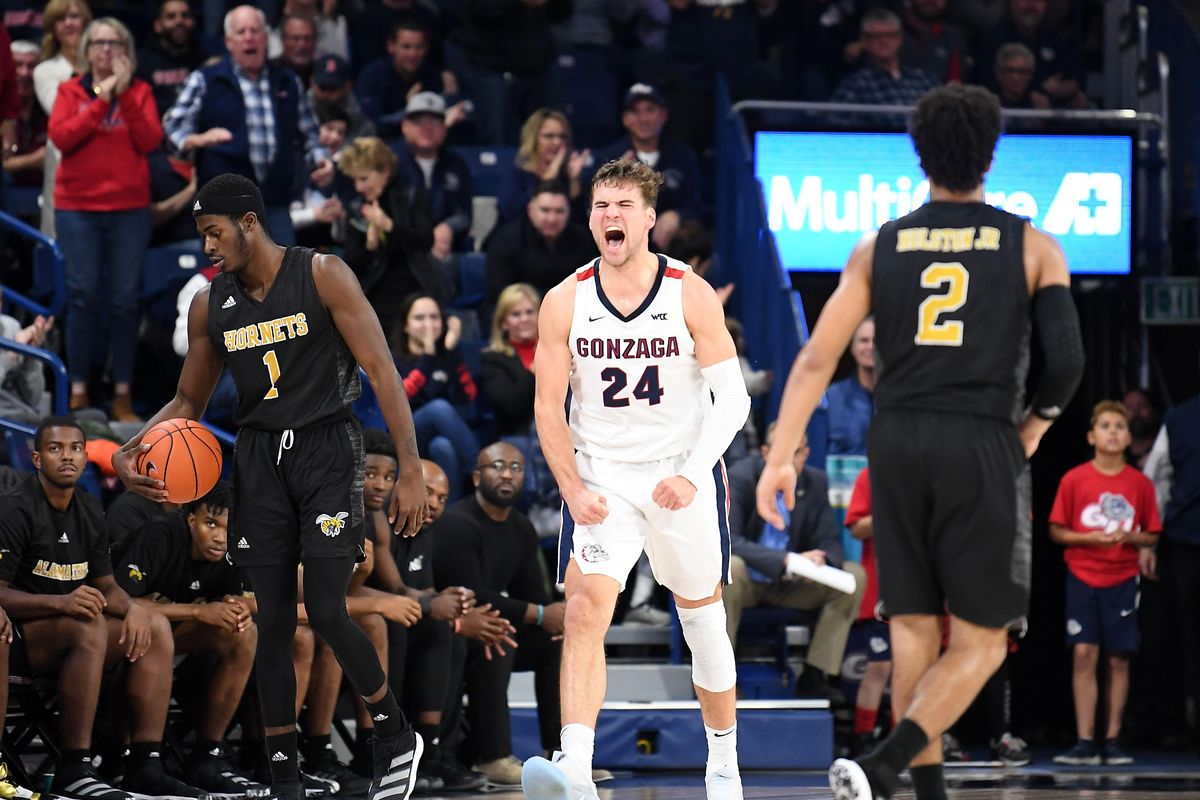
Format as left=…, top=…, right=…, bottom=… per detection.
left=1029, top=285, right=1085, bottom=420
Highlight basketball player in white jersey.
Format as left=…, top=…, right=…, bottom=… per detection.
left=520, top=160, right=751, bottom=800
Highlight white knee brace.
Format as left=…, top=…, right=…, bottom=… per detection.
left=677, top=601, right=737, bottom=693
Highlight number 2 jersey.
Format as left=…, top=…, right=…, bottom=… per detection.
left=207, top=246, right=361, bottom=431
left=872, top=202, right=1031, bottom=424
left=568, top=255, right=707, bottom=463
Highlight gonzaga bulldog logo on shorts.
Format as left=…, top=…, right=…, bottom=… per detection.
left=316, top=512, right=349, bottom=537
left=581, top=543, right=610, bottom=563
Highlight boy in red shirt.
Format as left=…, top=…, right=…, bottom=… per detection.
left=1049, top=400, right=1160, bottom=767
left=845, top=469, right=892, bottom=756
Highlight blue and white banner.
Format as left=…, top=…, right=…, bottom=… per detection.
left=755, top=131, right=1133, bottom=274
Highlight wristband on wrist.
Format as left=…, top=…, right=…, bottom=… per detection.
left=536, top=604, right=544, bottom=626
left=418, top=595, right=432, bottom=617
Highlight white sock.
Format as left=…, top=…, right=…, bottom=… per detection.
left=559, top=724, right=595, bottom=784
left=704, top=724, right=738, bottom=773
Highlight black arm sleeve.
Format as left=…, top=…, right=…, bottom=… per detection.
left=1029, top=285, right=1085, bottom=420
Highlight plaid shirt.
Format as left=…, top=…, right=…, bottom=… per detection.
left=830, top=64, right=942, bottom=106
left=163, top=60, right=326, bottom=182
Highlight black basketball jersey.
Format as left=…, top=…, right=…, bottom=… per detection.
left=207, top=247, right=361, bottom=431
left=872, top=202, right=1030, bottom=424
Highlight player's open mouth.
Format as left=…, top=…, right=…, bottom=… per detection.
left=604, top=226, right=625, bottom=247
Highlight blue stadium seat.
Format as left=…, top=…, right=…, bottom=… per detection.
left=453, top=252, right=487, bottom=310
left=449, top=146, right=516, bottom=197
left=142, top=245, right=205, bottom=329
left=553, top=51, right=621, bottom=149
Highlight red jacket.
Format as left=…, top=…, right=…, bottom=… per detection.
left=49, top=76, right=161, bottom=211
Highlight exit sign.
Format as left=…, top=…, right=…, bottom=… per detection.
left=1141, top=278, right=1200, bottom=325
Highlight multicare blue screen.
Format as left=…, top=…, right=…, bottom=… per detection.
left=755, top=131, right=1133, bottom=274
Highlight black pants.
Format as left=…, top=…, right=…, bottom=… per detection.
left=1164, top=537, right=1200, bottom=720
left=387, top=616, right=454, bottom=718
left=445, top=623, right=561, bottom=763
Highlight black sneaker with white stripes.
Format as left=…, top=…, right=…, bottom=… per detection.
left=120, top=765, right=215, bottom=800
left=368, top=729, right=423, bottom=800
left=52, top=766, right=132, bottom=800
left=303, top=753, right=370, bottom=797
left=189, top=748, right=270, bottom=798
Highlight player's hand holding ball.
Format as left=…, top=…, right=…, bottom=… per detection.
left=652, top=476, right=696, bottom=511
left=565, top=486, right=608, bottom=525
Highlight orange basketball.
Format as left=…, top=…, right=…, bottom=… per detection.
left=135, top=419, right=223, bottom=504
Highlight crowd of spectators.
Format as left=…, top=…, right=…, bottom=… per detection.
left=0, top=0, right=1182, bottom=795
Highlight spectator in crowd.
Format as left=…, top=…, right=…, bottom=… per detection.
left=434, top=442, right=565, bottom=787
left=975, top=0, right=1087, bottom=108
left=357, top=441, right=490, bottom=792
left=726, top=318, right=771, bottom=457
left=136, top=0, right=204, bottom=118
left=33, top=0, right=90, bottom=236
left=269, top=13, right=317, bottom=86
left=486, top=180, right=597, bottom=303
left=844, top=467, right=891, bottom=755
left=114, top=481, right=266, bottom=797
left=50, top=16, right=161, bottom=420
left=310, top=53, right=374, bottom=141
left=0, top=310, right=52, bottom=424
left=163, top=4, right=334, bottom=246
left=147, top=149, right=199, bottom=245
left=723, top=424, right=865, bottom=699
left=497, top=108, right=588, bottom=225
left=391, top=292, right=479, bottom=503
left=0, top=417, right=209, bottom=800
left=339, top=135, right=436, bottom=332
left=753, top=0, right=804, bottom=97
left=552, top=0, right=638, bottom=55
left=355, top=21, right=443, bottom=138
left=290, top=104, right=352, bottom=248
left=393, top=92, right=474, bottom=258
left=831, top=7, right=941, bottom=105
left=900, top=0, right=971, bottom=83
left=992, top=42, right=1049, bottom=108
left=1050, top=401, right=1160, bottom=766
left=4, top=1, right=42, bottom=44
left=268, top=0, right=349, bottom=62
left=665, top=219, right=732, bottom=303
left=826, top=316, right=874, bottom=456
left=446, top=0, right=570, bottom=145
left=4, top=39, right=45, bottom=187
left=590, top=83, right=701, bottom=249
left=350, top=0, right=440, bottom=75
left=1123, top=387, right=1161, bottom=471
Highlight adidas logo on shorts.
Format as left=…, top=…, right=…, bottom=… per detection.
left=271, top=752, right=287, bottom=762
left=222, top=296, right=237, bottom=309
left=237, top=538, right=250, bottom=549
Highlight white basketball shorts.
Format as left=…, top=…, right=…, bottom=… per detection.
left=556, top=451, right=732, bottom=601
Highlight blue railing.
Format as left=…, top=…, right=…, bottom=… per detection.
left=714, top=77, right=811, bottom=425
left=0, top=338, right=69, bottom=415
left=0, top=209, right=66, bottom=318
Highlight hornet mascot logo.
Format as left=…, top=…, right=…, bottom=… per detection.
left=316, top=512, right=349, bottom=537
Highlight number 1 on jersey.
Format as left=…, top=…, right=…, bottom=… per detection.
left=915, top=262, right=969, bottom=347
left=262, top=349, right=281, bottom=399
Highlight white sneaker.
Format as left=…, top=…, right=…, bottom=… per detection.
left=704, top=765, right=743, bottom=800
left=828, top=758, right=873, bottom=800
left=522, top=753, right=597, bottom=800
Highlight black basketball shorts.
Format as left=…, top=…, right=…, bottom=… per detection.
left=868, top=409, right=1031, bottom=629
left=229, top=417, right=365, bottom=567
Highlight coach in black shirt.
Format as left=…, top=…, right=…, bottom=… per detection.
left=434, top=442, right=564, bottom=785
left=0, top=417, right=202, bottom=799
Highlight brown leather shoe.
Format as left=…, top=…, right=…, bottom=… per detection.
left=69, top=390, right=89, bottom=411
left=111, top=393, right=142, bottom=422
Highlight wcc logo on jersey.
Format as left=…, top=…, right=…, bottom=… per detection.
left=316, top=512, right=349, bottom=537
left=1080, top=492, right=1135, bottom=534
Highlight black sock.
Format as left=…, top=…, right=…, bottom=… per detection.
left=302, top=733, right=332, bottom=764
left=911, top=764, right=947, bottom=800
left=60, top=750, right=92, bottom=775
left=364, top=691, right=406, bottom=739
left=265, top=731, right=301, bottom=786
left=415, top=723, right=439, bottom=761
left=126, top=742, right=164, bottom=774
left=864, top=718, right=930, bottom=776
left=195, top=739, right=224, bottom=760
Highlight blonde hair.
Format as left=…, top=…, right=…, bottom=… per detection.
left=77, top=17, right=137, bottom=74
left=516, top=108, right=572, bottom=173
left=486, top=283, right=541, bottom=357
left=339, top=136, right=398, bottom=177
left=41, top=0, right=92, bottom=61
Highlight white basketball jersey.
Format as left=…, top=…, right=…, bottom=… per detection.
left=567, top=255, right=707, bottom=462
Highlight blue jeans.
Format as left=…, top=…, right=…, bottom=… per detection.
left=412, top=398, right=479, bottom=502
left=56, top=207, right=151, bottom=385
